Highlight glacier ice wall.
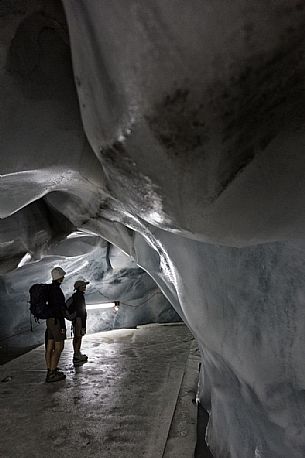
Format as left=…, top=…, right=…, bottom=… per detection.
left=0, top=231, right=179, bottom=352
left=1, top=1, right=305, bottom=457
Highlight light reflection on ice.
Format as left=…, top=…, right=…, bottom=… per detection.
left=0, top=240, right=15, bottom=247
left=255, top=447, right=263, bottom=458
left=17, top=252, right=32, bottom=268
left=147, top=210, right=164, bottom=225
left=122, top=210, right=178, bottom=289
left=65, top=260, right=89, bottom=277
left=66, top=231, right=91, bottom=239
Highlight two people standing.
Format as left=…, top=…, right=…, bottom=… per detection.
left=45, top=266, right=89, bottom=383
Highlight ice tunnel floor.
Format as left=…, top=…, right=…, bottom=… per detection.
left=0, top=323, right=200, bottom=458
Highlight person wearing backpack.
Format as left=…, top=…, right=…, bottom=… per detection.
left=45, top=266, right=67, bottom=383
left=69, top=279, right=89, bottom=364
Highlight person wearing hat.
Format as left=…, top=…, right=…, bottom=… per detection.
left=45, top=266, right=67, bottom=383
left=71, top=279, right=90, bottom=363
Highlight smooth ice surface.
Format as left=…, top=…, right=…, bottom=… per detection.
left=0, top=324, right=196, bottom=458
left=1, top=1, right=305, bottom=457
left=63, top=0, right=305, bottom=245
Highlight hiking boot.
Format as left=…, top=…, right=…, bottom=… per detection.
left=55, top=367, right=65, bottom=376
left=73, top=352, right=88, bottom=363
left=46, top=367, right=64, bottom=379
left=45, top=370, right=66, bottom=383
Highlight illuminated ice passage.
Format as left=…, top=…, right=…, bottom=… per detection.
left=1, top=1, right=305, bottom=457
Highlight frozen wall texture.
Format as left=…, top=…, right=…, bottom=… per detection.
left=0, top=234, right=179, bottom=356
left=1, top=0, right=305, bottom=456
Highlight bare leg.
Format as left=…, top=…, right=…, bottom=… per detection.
left=45, top=339, right=55, bottom=370
left=73, top=336, right=82, bottom=354
left=50, top=341, right=64, bottom=370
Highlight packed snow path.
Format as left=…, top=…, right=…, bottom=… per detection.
left=0, top=323, right=199, bottom=458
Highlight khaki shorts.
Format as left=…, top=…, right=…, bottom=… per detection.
left=73, top=317, right=86, bottom=338
left=46, top=318, right=66, bottom=342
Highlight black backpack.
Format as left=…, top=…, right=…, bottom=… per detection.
left=65, top=296, right=76, bottom=321
left=29, top=284, right=51, bottom=321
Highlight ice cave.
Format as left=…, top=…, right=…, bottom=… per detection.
left=1, top=1, right=305, bottom=457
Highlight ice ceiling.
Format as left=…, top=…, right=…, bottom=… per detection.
left=1, top=1, right=305, bottom=457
